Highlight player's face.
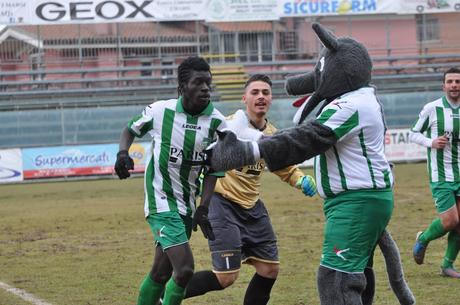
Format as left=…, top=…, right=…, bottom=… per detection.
left=443, top=73, right=460, bottom=103
left=243, top=80, right=272, bottom=117
left=182, top=70, right=212, bottom=114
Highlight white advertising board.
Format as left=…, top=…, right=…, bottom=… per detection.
left=0, top=148, right=23, bottom=183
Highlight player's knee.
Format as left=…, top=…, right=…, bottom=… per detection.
left=267, top=264, right=280, bottom=279
left=255, top=262, right=279, bottom=279
left=216, top=272, right=239, bottom=288
left=174, top=265, right=195, bottom=286
left=442, top=216, right=459, bottom=231
left=151, top=273, right=170, bottom=285
left=150, top=270, right=172, bottom=285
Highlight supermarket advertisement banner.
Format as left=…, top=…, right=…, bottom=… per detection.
left=0, top=148, right=23, bottom=183
left=0, top=128, right=428, bottom=183
left=21, top=142, right=150, bottom=179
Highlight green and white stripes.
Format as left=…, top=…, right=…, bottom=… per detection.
left=129, top=98, right=225, bottom=217
left=412, top=96, right=460, bottom=182
left=314, top=87, right=393, bottom=198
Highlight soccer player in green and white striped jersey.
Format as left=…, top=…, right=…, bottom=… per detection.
left=410, top=67, right=460, bottom=278
left=114, top=57, right=227, bottom=305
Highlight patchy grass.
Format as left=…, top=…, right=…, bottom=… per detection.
left=0, top=163, right=458, bottom=305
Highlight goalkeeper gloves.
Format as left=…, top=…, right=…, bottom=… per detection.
left=114, top=150, right=134, bottom=179
left=296, top=175, right=317, bottom=197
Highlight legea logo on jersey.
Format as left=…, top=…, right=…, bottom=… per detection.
left=182, top=123, right=202, bottom=130
left=169, top=146, right=206, bottom=166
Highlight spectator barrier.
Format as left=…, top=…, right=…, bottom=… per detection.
left=0, top=128, right=427, bottom=184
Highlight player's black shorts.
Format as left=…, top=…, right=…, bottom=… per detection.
left=207, top=193, right=279, bottom=273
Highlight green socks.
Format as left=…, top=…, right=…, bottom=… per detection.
left=419, top=218, right=447, bottom=244
left=442, top=230, right=460, bottom=269
left=137, top=274, right=164, bottom=305
left=163, top=278, right=186, bottom=305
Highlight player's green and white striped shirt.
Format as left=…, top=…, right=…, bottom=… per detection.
left=128, top=97, right=226, bottom=217
left=410, top=96, right=460, bottom=183
left=314, top=87, right=393, bottom=198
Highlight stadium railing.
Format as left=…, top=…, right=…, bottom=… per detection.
left=1, top=53, right=459, bottom=108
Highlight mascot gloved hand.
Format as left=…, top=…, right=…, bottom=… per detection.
left=205, top=109, right=263, bottom=170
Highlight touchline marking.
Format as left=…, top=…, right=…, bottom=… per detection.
left=0, top=281, right=53, bottom=305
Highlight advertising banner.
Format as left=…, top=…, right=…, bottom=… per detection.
left=206, top=0, right=279, bottom=22
left=6, top=128, right=428, bottom=181
left=384, top=128, right=427, bottom=162
left=0, top=1, right=29, bottom=24
left=278, top=0, right=399, bottom=17
left=6, top=0, right=208, bottom=25
left=22, top=142, right=151, bottom=179
left=399, top=0, right=460, bottom=14
left=0, top=148, right=23, bottom=183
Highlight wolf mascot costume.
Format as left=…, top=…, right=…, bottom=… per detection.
left=207, top=23, right=415, bottom=305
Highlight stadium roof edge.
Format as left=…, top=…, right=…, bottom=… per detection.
left=0, top=26, right=42, bottom=48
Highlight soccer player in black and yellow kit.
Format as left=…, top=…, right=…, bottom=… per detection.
left=183, top=74, right=316, bottom=305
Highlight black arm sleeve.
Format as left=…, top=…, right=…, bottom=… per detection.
left=258, top=119, right=337, bottom=172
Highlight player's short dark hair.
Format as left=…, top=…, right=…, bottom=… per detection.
left=443, top=67, right=460, bottom=83
left=244, top=74, right=272, bottom=88
left=177, top=57, right=211, bottom=94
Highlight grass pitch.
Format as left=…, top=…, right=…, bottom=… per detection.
left=0, top=163, right=458, bottom=305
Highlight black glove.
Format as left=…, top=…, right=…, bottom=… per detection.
left=114, top=150, right=134, bottom=179
left=192, top=205, right=215, bottom=241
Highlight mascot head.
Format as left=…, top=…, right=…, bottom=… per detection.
left=286, top=22, right=372, bottom=124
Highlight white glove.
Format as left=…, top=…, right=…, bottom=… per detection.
left=226, top=110, right=263, bottom=141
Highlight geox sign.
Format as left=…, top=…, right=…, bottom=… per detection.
left=30, top=0, right=207, bottom=24
left=36, top=1, right=154, bottom=21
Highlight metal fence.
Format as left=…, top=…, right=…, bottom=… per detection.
left=0, top=90, right=445, bottom=149
left=2, top=14, right=460, bottom=69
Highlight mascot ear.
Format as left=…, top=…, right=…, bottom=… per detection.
left=312, top=22, right=339, bottom=52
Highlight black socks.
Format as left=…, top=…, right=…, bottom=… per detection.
left=184, top=270, right=223, bottom=299
left=243, top=273, right=276, bottom=305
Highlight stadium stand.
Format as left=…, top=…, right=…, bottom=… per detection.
left=1, top=15, right=460, bottom=149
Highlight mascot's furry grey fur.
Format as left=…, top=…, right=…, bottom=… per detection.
left=207, top=23, right=415, bottom=305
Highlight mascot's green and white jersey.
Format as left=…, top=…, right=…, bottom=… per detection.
left=410, top=96, right=460, bottom=183
left=314, top=87, right=394, bottom=198
left=127, top=97, right=226, bottom=217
